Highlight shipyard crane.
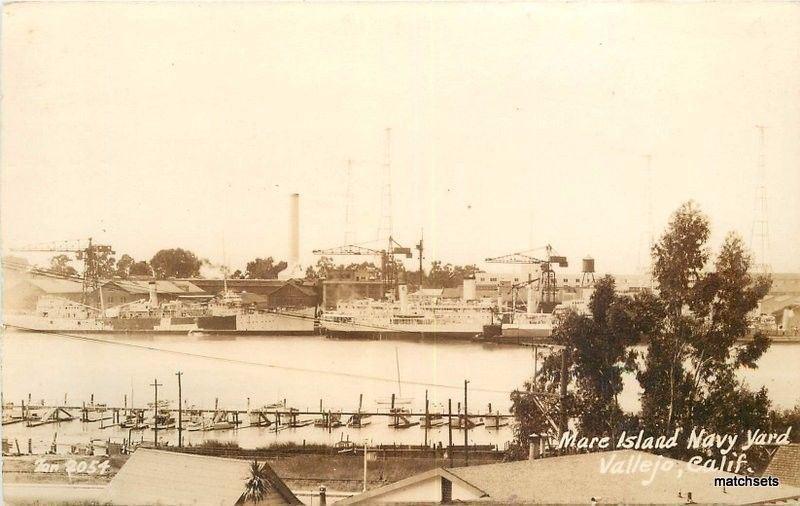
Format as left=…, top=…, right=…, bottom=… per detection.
left=12, top=237, right=115, bottom=304
left=312, top=236, right=412, bottom=295
left=485, top=244, right=568, bottom=313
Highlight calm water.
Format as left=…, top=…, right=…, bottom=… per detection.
left=1, top=331, right=798, bottom=452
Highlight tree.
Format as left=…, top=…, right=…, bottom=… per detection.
left=305, top=256, right=335, bottom=280
left=115, top=254, right=135, bottom=278
left=425, top=261, right=480, bottom=288
left=638, top=201, right=772, bottom=460
left=508, top=201, right=776, bottom=465
left=241, top=461, right=273, bottom=503
left=49, top=254, right=78, bottom=277
left=245, top=257, right=288, bottom=279
left=93, top=249, right=117, bottom=279
left=129, top=260, right=152, bottom=277
left=555, top=276, right=658, bottom=437
left=508, top=276, right=658, bottom=457
left=150, top=248, right=201, bottom=279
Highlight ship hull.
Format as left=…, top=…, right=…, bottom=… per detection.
left=4, top=312, right=315, bottom=335
left=325, top=329, right=480, bottom=340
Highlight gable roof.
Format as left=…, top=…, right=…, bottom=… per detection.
left=340, top=450, right=800, bottom=504
left=102, top=279, right=205, bottom=295
left=765, top=444, right=800, bottom=488
left=337, top=467, right=486, bottom=504
left=26, top=276, right=85, bottom=294
left=103, top=449, right=300, bottom=506
left=238, top=292, right=270, bottom=305
left=267, top=282, right=316, bottom=298
left=446, top=450, right=800, bottom=504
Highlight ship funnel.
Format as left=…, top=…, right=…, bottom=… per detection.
left=462, top=277, right=476, bottom=301
left=527, top=283, right=535, bottom=316
left=148, top=281, right=158, bottom=309
left=398, top=284, right=409, bottom=313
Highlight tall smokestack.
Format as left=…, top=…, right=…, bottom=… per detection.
left=289, top=193, right=300, bottom=267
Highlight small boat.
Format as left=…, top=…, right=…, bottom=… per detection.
left=283, top=407, right=313, bottom=428
left=388, top=408, right=419, bottom=429
left=484, top=413, right=509, bottom=429
left=121, top=409, right=149, bottom=430
left=346, top=413, right=371, bottom=428
left=141, top=401, right=176, bottom=430
left=248, top=410, right=272, bottom=427
left=202, top=410, right=240, bottom=431
left=419, top=414, right=447, bottom=428
left=334, top=434, right=356, bottom=453
left=26, top=408, right=74, bottom=427
left=450, top=415, right=484, bottom=429
left=314, top=411, right=343, bottom=428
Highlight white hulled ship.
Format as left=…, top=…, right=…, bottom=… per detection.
left=5, top=282, right=315, bottom=335
left=320, top=281, right=495, bottom=340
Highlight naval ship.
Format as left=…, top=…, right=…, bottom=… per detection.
left=319, top=284, right=494, bottom=340
left=4, top=287, right=316, bottom=335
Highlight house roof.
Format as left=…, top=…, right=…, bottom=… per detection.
left=26, top=276, right=85, bottom=294
left=238, top=292, right=270, bottom=305
left=102, top=279, right=205, bottom=295
left=447, top=450, right=800, bottom=504
left=765, top=444, right=800, bottom=488
left=269, top=282, right=316, bottom=298
left=103, top=449, right=300, bottom=506
left=337, top=467, right=486, bottom=505
left=341, top=450, right=800, bottom=504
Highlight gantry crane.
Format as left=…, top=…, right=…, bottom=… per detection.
left=485, top=244, right=568, bottom=313
left=312, top=236, right=412, bottom=296
left=12, top=237, right=115, bottom=304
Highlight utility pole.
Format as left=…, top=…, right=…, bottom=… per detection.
left=150, top=378, right=162, bottom=447
left=464, top=380, right=470, bottom=467
left=447, top=399, right=453, bottom=468
left=362, top=441, right=368, bottom=492
left=175, top=371, right=183, bottom=448
left=424, top=390, right=429, bottom=447
left=752, top=125, right=771, bottom=273
left=416, top=233, right=424, bottom=290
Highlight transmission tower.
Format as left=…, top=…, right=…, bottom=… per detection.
left=645, top=154, right=654, bottom=288
left=344, top=158, right=355, bottom=246
left=377, top=128, right=393, bottom=242
left=751, top=125, right=771, bottom=273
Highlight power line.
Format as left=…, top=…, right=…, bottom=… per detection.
left=3, top=324, right=521, bottom=395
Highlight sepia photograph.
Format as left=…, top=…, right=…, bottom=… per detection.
left=1, top=1, right=799, bottom=504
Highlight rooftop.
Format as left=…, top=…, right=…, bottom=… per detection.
left=103, top=448, right=300, bottom=506
left=448, top=450, right=800, bottom=504
left=26, top=276, right=85, bottom=294
left=341, top=450, right=800, bottom=504
left=764, top=444, right=800, bottom=488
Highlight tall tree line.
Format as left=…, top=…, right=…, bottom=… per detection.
left=510, top=201, right=792, bottom=472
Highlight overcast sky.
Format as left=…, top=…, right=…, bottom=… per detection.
left=2, top=2, right=799, bottom=275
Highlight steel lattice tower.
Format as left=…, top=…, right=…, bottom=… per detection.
left=377, top=128, right=393, bottom=242
left=751, top=125, right=771, bottom=274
